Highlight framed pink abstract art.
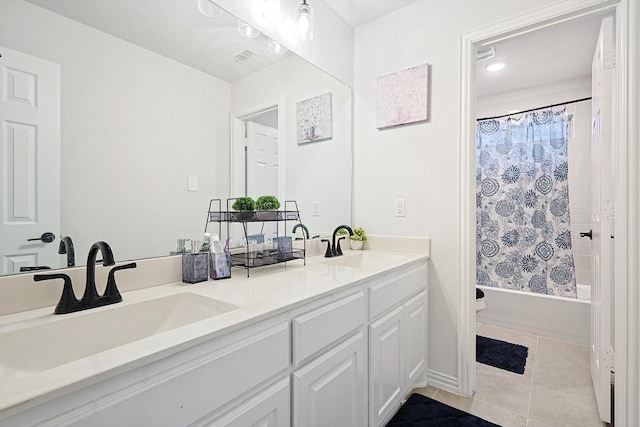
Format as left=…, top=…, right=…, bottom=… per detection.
left=376, top=63, right=430, bottom=129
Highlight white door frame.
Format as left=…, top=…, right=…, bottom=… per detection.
left=230, top=97, right=285, bottom=202
left=458, top=1, right=639, bottom=425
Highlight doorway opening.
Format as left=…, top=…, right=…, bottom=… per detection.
left=458, top=1, right=621, bottom=424
left=230, top=99, right=284, bottom=244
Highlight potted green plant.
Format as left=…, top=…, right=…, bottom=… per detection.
left=349, top=227, right=367, bottom=250
left=231, top=196, right=256, bottom=221
left=255, top=195, right=281, bottom=220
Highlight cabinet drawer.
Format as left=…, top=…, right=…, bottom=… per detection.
left=292, top=291, right=365, bottom=366
left=68, top=322, right=290, bottom=427
left=369, top=264, right=426, bottom=320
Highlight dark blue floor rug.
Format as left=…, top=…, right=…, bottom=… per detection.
left=386, top=393, right=501, bottom=426
left=476, top=335, right=528, bottom=374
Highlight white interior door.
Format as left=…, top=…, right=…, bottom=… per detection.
left=246, top=120, right=279, bottom=239
left=0, top=46, right=60, bottom=274
left=589, top=16, right=615, bottom=424
left=246, top=120, right=279, bottom=199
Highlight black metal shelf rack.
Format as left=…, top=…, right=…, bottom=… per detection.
left=205, top=199, right=306, bottom=277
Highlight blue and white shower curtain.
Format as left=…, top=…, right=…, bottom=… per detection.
left=476, top=109, right=577, bottom=298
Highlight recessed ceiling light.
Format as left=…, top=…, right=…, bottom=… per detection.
left=485, top=62, right=506, bottom=72
left=268, top=39, right=288, bottom=54
left=197, top=0, right=223, bottom=18
left=238, top=20, right=260, bottom=38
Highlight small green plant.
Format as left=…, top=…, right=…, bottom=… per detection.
left=232, top=196, right=255, bottom=211
left=336, top=229, right=349, bottom=236
left=255, top=195, right=281, bottom=210
left=350, top=227, right=367, bottom=241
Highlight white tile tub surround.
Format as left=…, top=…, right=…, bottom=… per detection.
left=567, top=101, right=593, bottom=286
left=577, top=283, right=590, bottom=301
left=476, top=285, right=590, bottom=345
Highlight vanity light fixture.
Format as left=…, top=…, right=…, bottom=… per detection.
left=295, top=0, right=314, bottom=42
left=263, top=0, right=285, bottom=23
left=268, top=39, right=288, bottom=54
left=197, top=0, right=223, bottom=18
left=238, top=20, right=260, bottom=38
left=485, top=62, right=506, bottom=72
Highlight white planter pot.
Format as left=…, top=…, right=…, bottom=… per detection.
left=350, top=240, right=363, bottom=250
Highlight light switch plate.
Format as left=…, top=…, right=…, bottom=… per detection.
left=312, top=201, right=320, bottom=216
left=188, top=175, right=198, bottom=192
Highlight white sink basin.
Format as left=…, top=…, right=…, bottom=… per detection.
left=322, top=252, right=407, bottom=268
left=0, top=293, right=237, bottom=381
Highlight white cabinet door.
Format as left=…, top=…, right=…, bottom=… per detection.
left=292, top=331, right=366, bottom=427
left=369, top=289, right=427, bottom=427
left=369, top=305, right=404, bottom=427
left=404, top=291, right=427, bottom=386
left=202, top=378, right=290, bottom=427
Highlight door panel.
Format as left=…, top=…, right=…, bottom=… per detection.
left=590, top=16, right=614, bottom=423
left=0, top=46, right=60, bottom=274
left=246, top=121, right=279, bottom=239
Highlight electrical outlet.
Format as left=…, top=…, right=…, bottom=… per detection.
left=312, top=201, right=320, bottom=216
left=395, top=199, right=406, bottom=217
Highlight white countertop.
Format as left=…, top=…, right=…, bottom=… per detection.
left=0, top=249, right=428, bottom=416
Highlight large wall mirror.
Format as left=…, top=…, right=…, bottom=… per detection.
left=0, top=0, right=352, bottom=275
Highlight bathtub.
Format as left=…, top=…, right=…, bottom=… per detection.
left=477, top=284, right=591, bottom=345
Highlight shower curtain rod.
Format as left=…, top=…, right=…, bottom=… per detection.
left=476, top=97, right=592, bottom=121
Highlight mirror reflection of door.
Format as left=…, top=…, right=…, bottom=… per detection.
left=229, top=106, right=281, bottom=245
left=245, top=113, right=279, bottom=240
left=0, top=46, right=61, bottom=274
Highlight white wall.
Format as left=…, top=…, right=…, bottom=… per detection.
left=0, top=0, right=231, bottom=261
left=231, top=55, right=352, bottom=236
left=478, top=78, right=593, bottom=286
left=215, top=0, right=354, bottom=87
left=353, top=0, right=557, bottom=384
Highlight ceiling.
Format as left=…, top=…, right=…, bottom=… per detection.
left=324, top=0, right=418, bottom=27
left=476, top=12, right=607, bottom=98
left=25, top=0, right=606, bottom=96
left=26, top=0, right=294, bottom=83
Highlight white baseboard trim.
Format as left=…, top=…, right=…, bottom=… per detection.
left=426, top=369, right=458, bottom=394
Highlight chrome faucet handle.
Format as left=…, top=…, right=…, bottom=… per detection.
left=34, top=273, right=78, bottom=315
left=104, top=262, right=137, bottom=303
left=321, top=239, right=334, bottom=258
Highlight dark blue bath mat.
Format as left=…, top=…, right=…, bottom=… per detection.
left=386, top=393, right=501, bottom=426
left=476, top=335, right=528, bottom=374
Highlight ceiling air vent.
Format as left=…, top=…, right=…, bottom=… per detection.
left=232, top=49, right=258, bottom=63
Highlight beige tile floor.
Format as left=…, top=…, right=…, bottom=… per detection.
left=413, top=323, right=607, bottom=427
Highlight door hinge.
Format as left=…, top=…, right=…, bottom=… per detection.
left=603, top=200, right=615, bottom=219
left=604, top=51, right=616, bottom=69
left=603, top=349, right=615, bottom=371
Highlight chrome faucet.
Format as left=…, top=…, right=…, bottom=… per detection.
left=325, top=225, right=353, bottom=257
left=58, top=235, right=75, bottom=267
left=34, top=241, right=136, bottom=314
left=292, top=223, right=310, bottom=240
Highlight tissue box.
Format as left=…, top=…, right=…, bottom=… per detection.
left=209, top=251, right=231, bottom=280
left=182, top=253, right=209, bottom=283
left=274, top=236, right=293, bottom=261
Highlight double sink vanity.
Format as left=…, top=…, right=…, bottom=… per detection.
left=0, top=238, right=430, bottom=427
